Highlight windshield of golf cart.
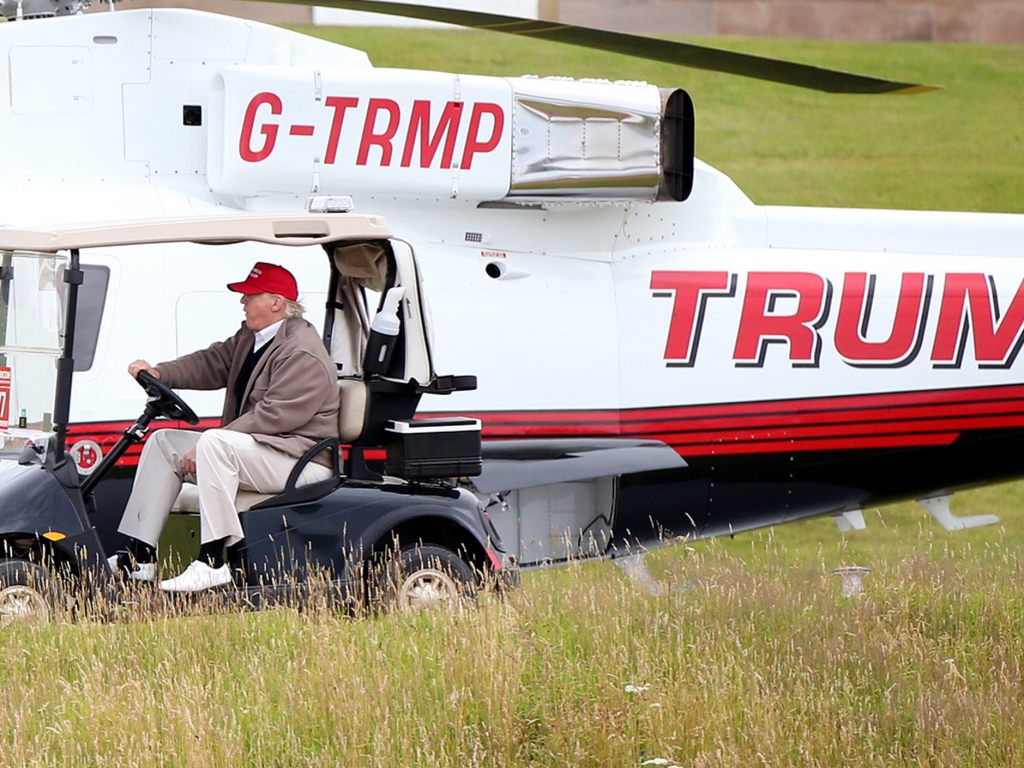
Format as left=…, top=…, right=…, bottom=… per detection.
left=0, top=250, right=68, bottom=456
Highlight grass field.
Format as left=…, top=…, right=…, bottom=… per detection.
left=4, top=27, right=1024, bottom=767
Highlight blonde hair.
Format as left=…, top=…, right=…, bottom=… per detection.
left=285, top=298, right=305, bottom=319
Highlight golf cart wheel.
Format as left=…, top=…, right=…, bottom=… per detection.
left=373, top=544, right=476, bottom=612
left=0, top=559, right=59, bottom=626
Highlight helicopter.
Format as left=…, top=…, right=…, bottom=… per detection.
left=0, top=0, right=1021, bottom=584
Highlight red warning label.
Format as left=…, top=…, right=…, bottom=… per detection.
left=0, top=367, right=11, bottom=430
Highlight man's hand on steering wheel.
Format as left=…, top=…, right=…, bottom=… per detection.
left=133, top=367, right=200, bottom=426
left=128, top=359, right=159, bottom=379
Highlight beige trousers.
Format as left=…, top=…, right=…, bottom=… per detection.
left=117, top=428, right=333, bottom=547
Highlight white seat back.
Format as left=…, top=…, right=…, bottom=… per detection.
left=338, top=378, right=368, bottom=443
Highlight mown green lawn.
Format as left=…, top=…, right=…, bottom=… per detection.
left=3, top=26, right=1024, bottom=767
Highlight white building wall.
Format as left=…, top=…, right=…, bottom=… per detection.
left=313, top=0, right=538, bottom=27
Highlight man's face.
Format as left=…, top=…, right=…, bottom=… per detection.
left=240, top=291, right=284, bottom=332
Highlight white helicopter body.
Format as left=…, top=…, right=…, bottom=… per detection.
left=2, top=8, right=1022, bottom=562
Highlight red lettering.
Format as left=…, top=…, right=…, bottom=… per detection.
left=651, top=271, right=734, bottom=367
left=733, top=272, right=831, bottom=367
left=835, top=273, right=930, bottom=367
left=239, top=92, right=282, bottom=163
left=460, top=102, right=504, bottom=170
left=931, top=273, right=1024, bottom=368
left=402, top=100, right=464, bottom=169
left=357, top=98, right=401, bottom=167
left=325, top=96, right=359, bottom=165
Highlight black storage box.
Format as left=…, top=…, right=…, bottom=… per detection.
left=385, top=417, right=482, bottom=479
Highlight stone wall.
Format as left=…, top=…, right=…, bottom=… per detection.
left=553, top=0, right=1024, bottom=43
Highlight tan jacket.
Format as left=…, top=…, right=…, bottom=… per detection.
left=155, top=318, right=340, bottom=462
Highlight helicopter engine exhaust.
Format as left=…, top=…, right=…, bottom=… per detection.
left=504, top=80, right=694, bottom=203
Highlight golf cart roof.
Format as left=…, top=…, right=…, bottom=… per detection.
left=0, top=213, right=392, bottom=253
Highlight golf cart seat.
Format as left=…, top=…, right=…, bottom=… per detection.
left=171, top=483, right=272, bottom=514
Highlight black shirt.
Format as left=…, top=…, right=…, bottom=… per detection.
left=233, top=342, right=269, bottom=419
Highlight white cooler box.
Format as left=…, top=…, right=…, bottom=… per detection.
left=384, top=417, right=483, bottom=479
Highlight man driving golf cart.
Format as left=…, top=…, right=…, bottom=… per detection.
left=111, top=261, right=340, bottom=593
left=0, top=212, right=503, bottom=622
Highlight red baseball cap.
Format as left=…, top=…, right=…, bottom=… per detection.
left=227, top=262, right=298, bottom=302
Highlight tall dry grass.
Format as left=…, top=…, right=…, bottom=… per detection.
left=2, top=532, right=1023, bottom=766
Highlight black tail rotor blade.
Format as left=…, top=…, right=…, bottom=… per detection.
left=270, top=0, right=940, bottom=94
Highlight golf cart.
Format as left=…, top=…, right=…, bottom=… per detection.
left=0, top=212, right=510, bottom=623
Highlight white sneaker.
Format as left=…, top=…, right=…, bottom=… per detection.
left=158, top=560, right=232, bottom=593
left=106, top=554, right=157, bottom=582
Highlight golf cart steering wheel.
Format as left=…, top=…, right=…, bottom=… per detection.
left=135, top=369, right=200, bottom=426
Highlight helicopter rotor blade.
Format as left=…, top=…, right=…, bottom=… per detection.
left=263, top=0, right=940, bottom=94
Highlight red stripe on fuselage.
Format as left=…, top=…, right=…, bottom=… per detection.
left=64, top=383, right=1024, bottom=467
left=432, top=382, right=1024, bottom=455
left=468, top=383, right=1024, bottom=426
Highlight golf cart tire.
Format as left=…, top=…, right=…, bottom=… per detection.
left=371, top=543, right=476, bottom=613
left=0, top=559, right=62, bottom=626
